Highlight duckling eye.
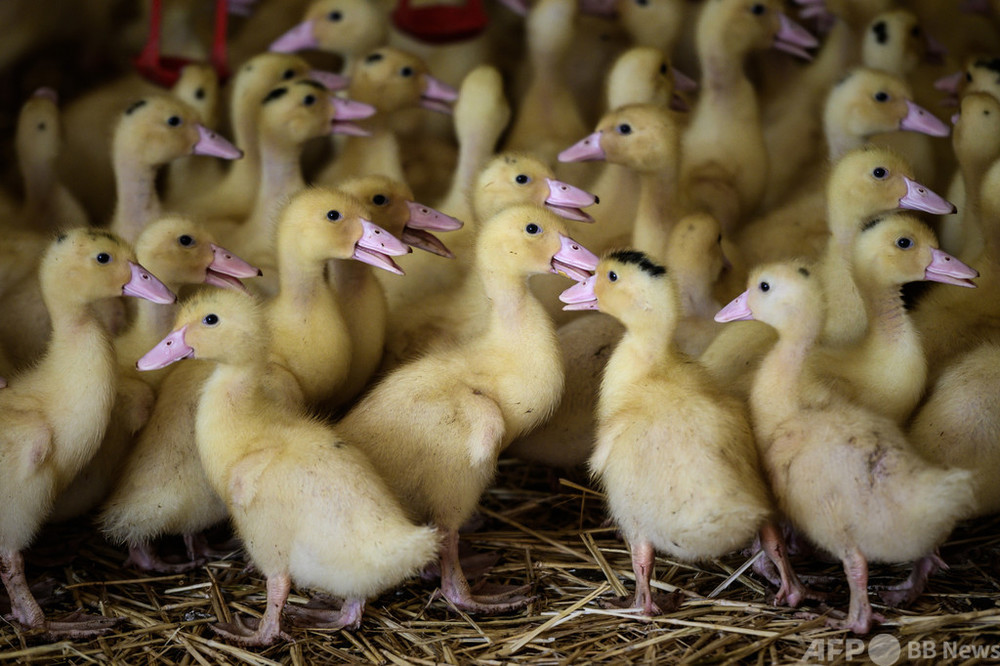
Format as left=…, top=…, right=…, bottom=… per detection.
left=896, top=237, right=913, bottom=249
left=759, top=281, right=770, bottom=292
left=327, top=210, right=342, bottom=221
left=167, top=115, right=182, bottom=127
left=608, top=270, right=618, bottom=282
left=635, top=0, right=648, bottom=6
left=525, top=223, right=541, bottom=234
left=194, top=87, right=205, bottom=100
left=400, top=66, right=414, bottom=78
left=659, top=63, right=667, bottom=75
left=872, top=167, right=888, bottom=179
left=282, top=68, right=296, bottom=80
left=750, top=3, right=765, bottom=15
left=95, top=252, right=112, bottom=264
left=203, top=314, right=219, bottom=326
left=874, top=91, right=889, bottom=102
left=327, top=10, right=343, bottom=20
left=303, top=94, right=317, bottom=106
left=617, top=123, right=632, bottom=135
left=910, top=26, right=921, bottom=38
left=967, top=72, right=974, bottom=82
left=372, top=194, right=388, bottom=206
left=515, top=174, right=530, bottom=185
left=717, top=233, right=723, bottom=244
left=37, top=122, right=46, bottom=131
left=178, top=234, right=195, bottom=247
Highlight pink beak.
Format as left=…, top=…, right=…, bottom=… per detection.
left=204, top=244, right=262, bottom=292
left=123, top=262, right=176, bottom=304
left=715, top=290, right=753, bottom=323
left=550, top=234, right=599, bottom=282
left=137, top=325, right=194, bottom=371
left=192, top=125, right=243, bottom=159
left=270, top=20, right=318, bottom=53
left=773, top=13, right=819, bottom=61
left=559, top=274, right=599, bottom=311
left=899, top=100, right=950, bottom=137
left=924, top=248, right=978, bottom=287
left=351, top=219, right=410, bottom=275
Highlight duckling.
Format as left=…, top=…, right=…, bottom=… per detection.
left=163, top=64, right=225, bottom=206
left=316, top=47, right=458, bottom=188
left=809, top=213, right=978, bottom=424
left=109, top=94, right=242, bottom=244
left=136, top=288, right=438, bottom=645
left=0, top=228, right=174, bottom=638
left=6, top=88, right=88, bottom=234
left=680, top=0, right=816, bottom=233
left=716, top=261, right=974, bottom=634
left=558, top=250, right=806, bottom=613
left=615, top=0, right=686, bottom=64
left=337, top=204, right=598, bottom=613
left=268, top=0, right=389, bottom=75
left=48, top=217, right=260, bottom=524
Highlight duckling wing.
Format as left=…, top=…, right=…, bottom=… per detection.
left=3, top=408, right=53, bottom=478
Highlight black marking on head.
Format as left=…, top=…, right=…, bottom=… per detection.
left=87, top=229, right=121, bottom=244
left=298, top=79, right=327, bottom=91
left=797, top=267, right=810, bottom=278
left=56, top=233, right=67, bottom=243
left=503, top=155, right=517, bottom=165
left=860, top=216, right=885, bottom=233
left=365, top=52, right=384, bottom=64
left=872, top=21, right=888, bottom=45
left=262, top=87, right=289, bottom=104
left=608, top=249, right=666, bottom=277
left=125, top=99, right=147, bottom=115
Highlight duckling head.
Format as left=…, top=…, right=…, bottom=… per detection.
left=270, top=0, right=388, bottom=60
left=697, top=0, right=817, bottom=61
left=665, top=213, right=730, bottom=287
left=715, top=262, right=821, bottom=338
left=16, top=88, right=61, bottom=170
left=137, top=289, right=264, bottom=370
left=114, top=95, right=242, bottom=167
left=41, top=228, right=175, bottom=310
left=259, top=79, right=374, bottom=144
left=136, top=216, right=261, bottom=293
left=826, top=68, right=950, bottom=140
left=476, top=204, right=599, bottom=282
left=277, top=187, right=410, bottom=274
left=348, top=47, right=456, bottom=115
left=339, top=175, right=462, bottom=258
left=604, top=46, right=693, bottom=112
left=475, top=152, right=598, bottom=222
left=952, top=92, right=1000, bottom=169
left=861, top=10, right=927, bottom=75
left=560, top=103, right=680, bottom=173
left=171, top=63, right=220, bottom=127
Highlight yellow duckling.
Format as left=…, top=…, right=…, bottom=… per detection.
left=136, top=288, right=437, bottom=645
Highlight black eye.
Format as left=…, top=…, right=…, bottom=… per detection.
left=203, top=314, right=219, bottom=326
left=37, top=122, right=46, bottom=131
left=608, top=270, right=618, bottom=282
left=759, top=281, right=770, bottom=292
left=328, top=10, right=342, bottom=20
left=617, top=123, right=632, bottom=135
left=750, top=3, right=765, bottom=15
left=327, top=210, right=341, bottom=221
left=400, top=66, right=414, bottom=77
left=194, top=87, right=205, bottom=100
left=659, top=63, right=667, bottom=75
left=167, top=115, right=181, bottom=126
left=635, top=0, right=648, bottom=5
left=515, top=174, right=530, bottom=184
left=372, top=194, right=388, bottom=206
left=717, top=234, right=723, bottom=244
left=178, top=234, right=194, bottom=247
left=967, top=72, right=973, bottom=82
left=525, top=223, right=540, bottom=234
left=874, top=91, right=889, bottom=102
left=96, top=252, right=111, bottom=264
left=896, top=237, right=913, bottom=249
left=872, top=167, right=888, bottom=179
left=303, top=94, right=316, bottom=106
left=910, top=26, right=921, bottom=38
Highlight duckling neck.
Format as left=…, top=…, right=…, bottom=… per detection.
left=196, top=360, right=274, bottom=475
left=245, top=135, right=306, bottom=244
left=276, top=252, right=330, bottom=307
left=603, top=321, right=674, bottom=393
left=819, top=242, right=866, bottom=346
left=338, top=118, right=406, bottom=184
left=632, top=169, right=680, bottom=260
left=824, top=118, right=868, bottom=162
left=751, top=323, right=816, bottom=439
left=128, top=297, right=179, bottom=354
left=862, top=283, right=911, bottom=346
left=111, top=155, right=161, bottom=244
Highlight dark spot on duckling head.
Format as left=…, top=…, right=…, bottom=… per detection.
left=56, top=233, right=67, bottom=243
left=194, top=87, right=205, bottom=100
left=797, top=266, right=810, bottom=278
left=262, top=87, right=289, bottom=104
left=860, top=216, right=885, bottom=233
left=872, top=20, right=888, bottom=45
left=365, top=52, right=384, bottom=64
left=125, top=99, right=147, bottom=115
left=607, top=249, right=667, bottom=278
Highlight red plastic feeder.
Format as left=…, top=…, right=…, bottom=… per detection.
left=391, top=0, right=490, bottom=44
left=134, top=0, right=231, bottom=87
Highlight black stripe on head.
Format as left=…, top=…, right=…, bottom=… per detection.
left=298, top=79, right=327, bottom=91
left=872, top=21, right=888, bottom=45
left=87, top=229, right=121, bottom=244
left=262, top=87, right=288, bottom=104
left=860, top=216, right=885, bottom=233
left=608, top=249, right=666, bottom=278
left=798, top=266, right=810, bottom=278
left=125, top=99, right=147, bottom=115
left=364, top=52, right=384, bottom=64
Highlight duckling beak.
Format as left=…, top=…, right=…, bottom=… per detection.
left=420, top=75, right=459, bottom=115
left=924, top=33, right=948, bottom=66
left=925, top=248, right=979, bottom=288
left=899, top=177, right=957, bottom=215
left=550, top=234, right=599, bottom=282
left=559, top=274, right=599, bottom=311
left=329, top=97, right=376, bottom=136
left=352, top=219, right=410, bottom=275
left=401, top=201, right=463, bottom=258
left=672, top=68, right=698, bottom=93
left=899, top=100, right=950, bottom=137
left=123, top=262, right=176, bottom=304
left=310, top=70, right=350, bottom=92
left=714, top=291, right=754, bottom=323
left=545, top=178, right=599, bottom=222
left=137, top=325, right=194, bottom=371
left=558, top=132, right=605, bottom=163
left=934, top=70, right=964, bottom=94
left=204, top=244, right=262, bottom=292
left=495, top=0, right=529, bottom=16
left=773, top=13, right=818, bottom=61
left=269, top=19, right=318, bottom=53
left=192, top=125, right=243, bottom=159
left=32, top=87, right=58, bottom=103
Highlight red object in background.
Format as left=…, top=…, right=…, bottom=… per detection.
left=135, top=0, right=231, bottom=87
left=391, top=0, right=489, bottom=44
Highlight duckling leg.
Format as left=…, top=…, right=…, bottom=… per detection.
left=438, top=528, right=535, bottom=614
left=1, top=548, right=122, bottom=638
left=759, top=521, right=814, bottom=607
left=212, top=573, right=293, bottom=646
left=877, top=551, right=946, bottom=608
left=284, top=595, right=365, bottom=630
left=629, top=540, right=679, bottom=617
left=837, top=548, right=883, bottom=635
left=124, top=541, right=206, bottom=573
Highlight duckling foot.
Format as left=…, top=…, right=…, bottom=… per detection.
left=284, top=596, right=364, bottom=630
left=421, top=550, right=499, bottom=581
left=124, top=542, right=206, bottom=574
left=438, top=529, right=535, bottom=614
left=598, top=590, right=683, bottom=617
left=44, top=611, right=126, bottom=639
left=876, top=552, right=945, bottom=608
left=760, top=522, right=824, bottom=607
left=834, top=548, right=885, bottom=635
left=211, top=574, right=292, bottom=646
